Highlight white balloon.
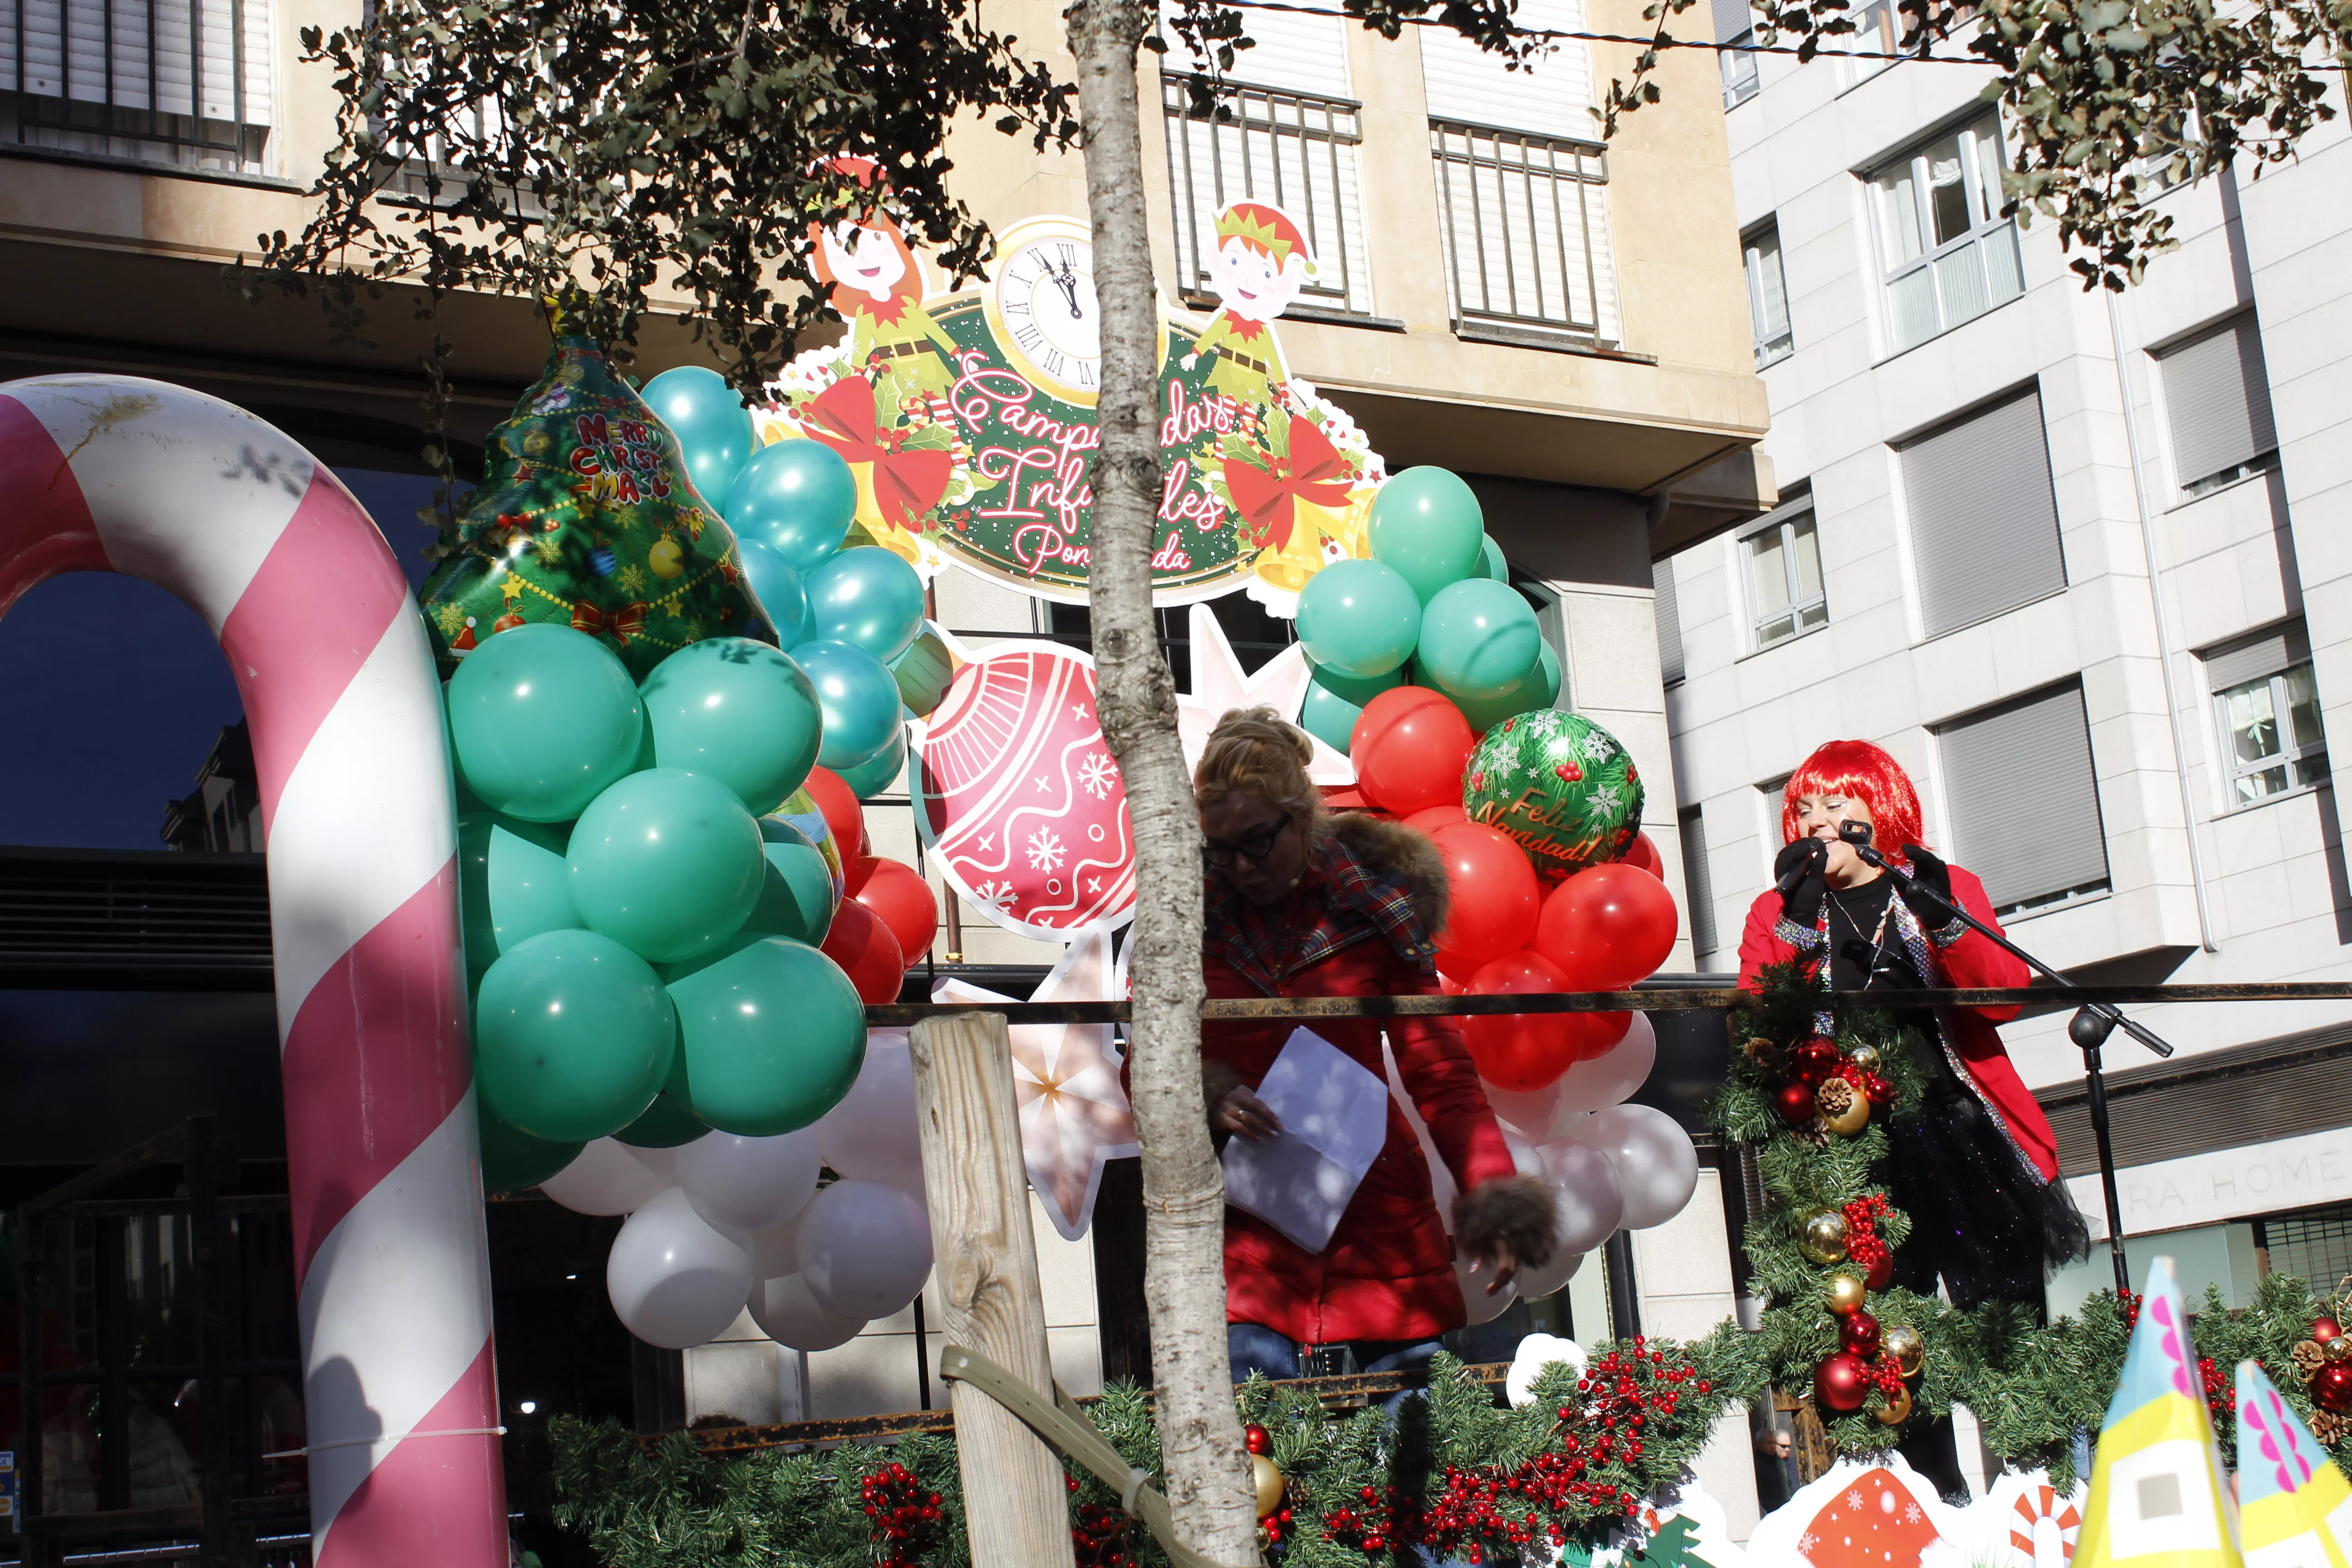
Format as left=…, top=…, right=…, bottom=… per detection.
left=1514, top=1244, right=1584, bottom=1301
left=1481, top=1077, right=1561, bottom=1140
left=1456, top=1253, right=1519, bottom=1325
left=1500, top=1124, right=1543, bottom=1179
left=1538, top=1139, right=1627, bottom=1255
left=606, top=1187, right=755, bottom=1349
left=1553, top=1014, right=1657, bottom=1120
left=1572, top=1104, right=1698, bottom=1230
left=818, top=1031, right=925, bottom=1191
left=542, top=1138, right=676, bottom=1216
left=748, top=1212, right=807, bottom=1281
left=749, top=1270, right=864, bottom=1352
left=797, top=1179, right=933, bottom=1321
left=677, top=1128, right=823, bottom=1234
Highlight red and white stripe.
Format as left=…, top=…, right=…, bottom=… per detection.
left=0, top=375, right=506, bottom=1566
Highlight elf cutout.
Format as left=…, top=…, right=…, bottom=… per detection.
left=810, top=157, right=961, bottom=401
left=1182, top=200, right=1316, bottom=402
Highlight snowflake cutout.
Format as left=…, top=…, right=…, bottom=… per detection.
left=1026, top=828, right=1066, bottom=872
left=1798, top=1533, right=1818, bottom=1555
left=1903, top=1502, right=1921, bottom=1524
left=1078, top=752, right=1119, bottom=799
left=434, top=602, right=466, bottom=635
left=617, top=564, right=648, bottom=594
left=974, top=879, right=1018, bottom=911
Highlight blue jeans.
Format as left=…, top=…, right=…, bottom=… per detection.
left=1227, top=1323, right=1441, bottom=1385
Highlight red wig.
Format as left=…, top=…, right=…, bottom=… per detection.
left=1779, top=739, right=1925, bottom=868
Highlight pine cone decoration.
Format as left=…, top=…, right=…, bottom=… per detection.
left=2295, top=1340, right=2327, bottom=1381
left=1816, top=1077, right=1857, bottom=1117
left=2313, top=1408, right=2346, bottom=1446
left=1745, top=1037, right=1784, bottom=1074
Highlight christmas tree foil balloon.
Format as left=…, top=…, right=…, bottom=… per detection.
left=421, top=331, right=771, bottom=680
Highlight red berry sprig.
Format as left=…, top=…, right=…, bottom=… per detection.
left=859, top=1461, right=944, bottom=1568
left=1841, top=1195, right=1894, bottom=1284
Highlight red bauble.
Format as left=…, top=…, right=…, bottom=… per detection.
left=1816, top=1351, right=1871, bottom=1413
left=846, top=856, right=940, bottom=965
left=1531, top=864, right=1679, bottom=991
left=820, top=898, right=906, bottom=1004
left=1862, top=1073, right=1894, bottom=1108
left=1774, top=1082, right=1818, bottom=1125
left=1841, top=1311, right=1882, bottom=1357
left=1350, top=688, right=1475, bottom=815
left=1787, top=1039, right=1842, bottom=1085
left=1864, top=1251, right=1895, bottom=1290
left=1619, top=831, right=1665, bottom=880
left=1460, top=950, right=1583, bottom=1091
left=2314, top=1362, right=2352, bottom=1413
left=1430, top=823, right=1544, bottom=972
left=1245, top=1423, right=1271, bottom=1456
left=2315, top=1316, right=2343, bottom=1345
left=801, top=765, right=866, bottom=858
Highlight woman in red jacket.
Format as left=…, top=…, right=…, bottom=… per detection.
left=1196, top=709, right=1557, bottom=1383
left=1736, top=740, right=2086, bottom=1313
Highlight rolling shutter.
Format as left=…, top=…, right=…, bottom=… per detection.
left=1936, top=682, right=2109, bottom=913
left=1900, top=387, right=2065, bottom=639
left=1418, top=0, right=1591, bottom=137
left=1679, top=806, right=1717, bottom=957
left=4, top=0, right=272, bottom=125
left=1711, top=0, right=1754, bottom=40
left=1654, top=556, right=1685, bottom=686
left=2205, top=620, right=2311, bottom=694
left=2160, top=315, right=2278, bottom=489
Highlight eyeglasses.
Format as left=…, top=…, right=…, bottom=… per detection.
left=1203, top=817, right=1291, bottom=869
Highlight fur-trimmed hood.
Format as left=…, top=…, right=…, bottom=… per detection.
left=1328, top=812, right=1450, bottom=936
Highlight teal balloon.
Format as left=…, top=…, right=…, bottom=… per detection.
left=446, top=624, right=644, bottom=822
left=1299, top=658, right=1403, bottom=755
left=459, top=813, right=579, bottom=986
left=1295, top=558, right=1422, bottom=679
left=1418, top=578, right=1542, bottom=701
left=477, top=1106, right=583, bottom=1193
left=736, top=537, right=810, bottom=647
left=727, top=441, right=858, bottom=574
left=613, top=1090, right=707, bottom=1149
left=642, top=367, right=757, bottom=514
left=1476, top=533, right=1509, bottom=583
left=568, top=768, right=766, bottom=964
left=804, top=546, right=926, bottom=662
left=792, top=639, right=903, bottom=769
left=474, top=929, right=676, bottom=1142
left=639, top=638, right=823, bottom=816
left=741, top=817, right=838, bottom=946
left=1453, top=642, right=1562, bottom=732
left=667, top=937, right=867, bottom=1136
left=444, top=686, right=489, bottom=815
left=833, top=723, right=907, bottom=800
left=1369, top=467, right=1486, bottom=604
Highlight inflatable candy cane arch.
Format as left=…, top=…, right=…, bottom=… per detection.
left=0, top=377, right=506, bottom=1565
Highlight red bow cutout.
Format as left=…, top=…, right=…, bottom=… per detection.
left=1220, top=416, right=1352, bottom=553
left=802, top=378, right=951, bottom=531
left=572, top=599, right=649, bottom=645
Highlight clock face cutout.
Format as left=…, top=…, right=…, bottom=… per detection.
left=985, top=216, right=1102, bottom=404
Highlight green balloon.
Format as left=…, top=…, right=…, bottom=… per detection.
left=613, top=1090, right=707, bottom=1149
left=1295, top=558, right=1422, bottom=679
left=833, top=722, right=907, bottom=800
left=639, top=637, right=823, bottom=816
left=1417, top=578, right=1542, bottom=701
left=1369, top=467, right=1486, bottom=604
left=1476, top=533, right=1509, bottom=582
left=742, top=817, right=838, bottom=946
left=446, top=623, right=646, bottom=823
left=459, top=813, right=579, bottom=986
left=666, top=937, right=867, bottom=1136
left=568, top=768, right=766, bottom=964
left=475, top=929, right=677, bottom=1142
left=1453, top=642, right=1562, bottom=733
left=1461, top=709, right=1646, bottom=875
left=477, top=1106, right=584, bottom=1194
left=1299, top=657, right=1403, bottom=755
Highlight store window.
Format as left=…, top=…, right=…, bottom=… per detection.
left=1739, top=497, right=1825, bottom=650
left=1744, top=222, right=1793, bottom=368
left=2160, top=314, right=2280, bottom=498
left=1900, top=387, right=2065, bottom=639
left=2205, top=622, right=2328, bottom=809
left=1867, top=115, right=2022, bottom=353
left=1715, top=0, right=1759, bottom=106
left=1936, top=682, right=2110, bottom=916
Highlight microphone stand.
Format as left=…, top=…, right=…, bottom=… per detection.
left=1839, top=825, right=2175, bottom=1295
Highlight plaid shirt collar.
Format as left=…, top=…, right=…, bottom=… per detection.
left=1205, top=829, right=1439, bottom=995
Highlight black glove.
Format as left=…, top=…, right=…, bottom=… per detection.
left=1774, top=837, right=1829, bottom=929
left=1896, top=844, right=1957, bottom=926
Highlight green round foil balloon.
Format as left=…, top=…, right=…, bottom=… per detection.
left=613, top=1090, right=707, bottom=1149
left=1367, top=467, right=1485, bottom=605
left=891, top=623, right=956, bottom=717
left=459, top=813, right=580, bottom=986
left=1299, top=657, right=1403, bottom=755
left=446, top=623, right=645, bottom=822
left=666, top=937, right=867, bottom=1135
left=775, top=787, right=846, bottom=900
left=1460, top=709, right=1644, bottom=874
left=475, top=928, right=677, bottom=1142
left=638, top=637, right=823, bottom=816
left=1295, top=557, right=1422, bottom=679
left=568, top=768, right=766, bottom=964
left=742, top=817, right=838, bottom=946
left=477, top=1106, right=584, bottom=1194
left=1453, top=642, right=1561, bottom=733
left=1418, top=578, right=1541, bottom=701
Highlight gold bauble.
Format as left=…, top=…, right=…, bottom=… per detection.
left=1826, top=1274, right=1868, bottom=1316
left=1875, top=1383, right=1912, bottom=1425
left=1801, top=1211, right=1852, bottom=1265
left=1818, top=1081, right=1870, bottom=1136
left=1847, top=1043, right=1882, bottom=1075
left=1253, top=1454, right=1285, bottom=1518
left=2329, top=1337, right=2352, bottom=1363
left=1882, top=1323, right=1925, bottom=1377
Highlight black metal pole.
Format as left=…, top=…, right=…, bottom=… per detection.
left=2071, top=1008, right=2134, bottom=1294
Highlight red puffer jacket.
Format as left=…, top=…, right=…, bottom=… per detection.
left=1203, top=814, right=1517, bottom=1345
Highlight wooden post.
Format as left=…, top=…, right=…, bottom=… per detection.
left=908, top=1012, right=1078, bottom=1568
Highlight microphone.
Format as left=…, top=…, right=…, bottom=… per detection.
left=1838, top=820, right=1889, bottom=867
left=1774, top=837, right=1828, bottom=897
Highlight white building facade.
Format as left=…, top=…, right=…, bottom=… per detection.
left=1665, top=3, right=2352, bottom=1317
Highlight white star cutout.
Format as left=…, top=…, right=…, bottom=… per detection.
left=1173, top=603, right=1353, bottom=785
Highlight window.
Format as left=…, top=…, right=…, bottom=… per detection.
left=1679, top=806, right=1718, bottom=957
left=1654, top=556, right=1685, bottom=686
left=1848, top=0, right=1903, bottom=81
left=1740, top=496, right=1824, bottom=649
left=1900, top=387, right=2066, bottom=639
left=1715, top=0, right=1759, bottom=106
left=2160, top=315, right=2279, bottom=497
left=2205, top=623, right=2328, bottom=808
left=0, top=0, right=272, bottom=172
left=1744, top=222, right=1793, bottom=368
left=1937, top=682, right=2110, bottom=916
left=1867, top=116, right=2022, bottom=353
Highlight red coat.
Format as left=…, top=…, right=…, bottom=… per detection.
left=1734, top=863, right=2059, bottom=1181
left=1203, top=818, right=1517, bottom=1345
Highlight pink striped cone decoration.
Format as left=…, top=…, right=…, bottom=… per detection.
left=0, top=375, right=507, bottom=1565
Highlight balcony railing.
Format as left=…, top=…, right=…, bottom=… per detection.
left=1431, top=118, right=1617, bottom=346
left=1, top=0, right=270, bottom=172
left=1162, top=71, right=1373, bottom=317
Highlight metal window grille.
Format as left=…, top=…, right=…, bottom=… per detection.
left=1867, top=115, right=2023, bottom=353
left=1162, top=72, right=1372, bottom=316
left=1, top=0, right=270, bottom=171
left=1430, top=118, right=1614, bottom=342
left=2260, top=1205, right=2352, bottom=1294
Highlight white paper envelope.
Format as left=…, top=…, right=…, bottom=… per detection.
left=1220, top=1027, right=1390, bottom=1253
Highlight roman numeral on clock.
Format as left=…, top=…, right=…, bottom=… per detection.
left=1014, top=323, right=1044, bottom=351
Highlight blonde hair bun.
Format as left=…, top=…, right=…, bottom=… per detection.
left=1195, top=706, right=1323, bottom=828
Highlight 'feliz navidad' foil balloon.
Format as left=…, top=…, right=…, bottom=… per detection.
left=1461, top=709, right=1644, bottom=875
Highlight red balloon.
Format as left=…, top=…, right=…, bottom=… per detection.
left=1621, top=832, right=1664, bottom=879
left=1532, top=863, right=1680, bottom=990
left=820, top=898, right=905, bottom=1004
left=1404, top=804, right=1467, bottom=837
left=1459, top=950, right=1581, bottom=1092
left=801, top=766, right=866, bottom=858
left=1350, top=687, right=1475, bottom=816
left=846, top=856, right=939, bottom=966
left=1430, top=823, right=1542, bottom=972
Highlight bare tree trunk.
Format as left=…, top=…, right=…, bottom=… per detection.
left=1062, top=0, right=1258, bottom=1559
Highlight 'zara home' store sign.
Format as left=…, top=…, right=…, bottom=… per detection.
left=2067, top=1125, right=2352, bottom=1240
